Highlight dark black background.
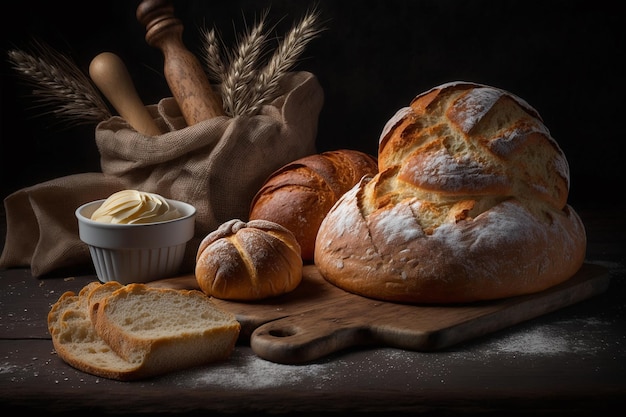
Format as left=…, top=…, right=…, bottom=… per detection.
left=1, top=0, right=623, bottom=207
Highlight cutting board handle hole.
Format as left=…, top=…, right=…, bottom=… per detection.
left=268, top=328, right=295, bottom=338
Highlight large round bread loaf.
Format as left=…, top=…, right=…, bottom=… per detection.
left=249, top=149, right=378, bottom=261
left=314, top=82, right=587, bottom=304
left=196, top=219, right=303, bottom=300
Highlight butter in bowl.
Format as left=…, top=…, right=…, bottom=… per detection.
left=75, top=190, right=196, bottom=284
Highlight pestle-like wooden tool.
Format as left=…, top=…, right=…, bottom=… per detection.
left=137, top=0, right=224, bottom=125
left=89, top=52, right=162, bottom=136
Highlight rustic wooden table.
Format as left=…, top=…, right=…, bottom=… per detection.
left=1, top=205, right=625, bottom=416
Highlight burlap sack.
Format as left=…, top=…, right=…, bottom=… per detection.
left=1, top=71, right=323, bottom=277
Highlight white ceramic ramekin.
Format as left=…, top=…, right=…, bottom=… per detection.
left=75, top=198, right=196, bottom=284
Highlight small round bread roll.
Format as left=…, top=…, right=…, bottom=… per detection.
left=249, top=149, right=378, bottom=261
left=195, top=219, right=303, bottom=301
left=314, top=82, right=587, bottom=304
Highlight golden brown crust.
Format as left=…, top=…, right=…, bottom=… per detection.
left=47, top=284, right=145, bottom=381
left=195, top=219, right=303, bottom=300
left=249, top=149, right=378, bottom=260
left=314, top=82, right=587, bottom=304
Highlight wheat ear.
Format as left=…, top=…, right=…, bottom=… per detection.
left=246, top=7, right=322, bottom=116
left=220, top=10, right=270, bottom=117
left=201, top=27, right=227, bottom=85
left=7, top=41, right=111, bottom=127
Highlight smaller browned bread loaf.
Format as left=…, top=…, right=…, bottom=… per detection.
left=249, top=149, right=378, bottom=260
left=195, top=219, right=303, bottom=300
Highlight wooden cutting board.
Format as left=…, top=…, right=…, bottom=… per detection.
left=152, top=263, right=610, bottom=364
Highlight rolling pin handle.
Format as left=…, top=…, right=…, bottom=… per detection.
left=89, top=52, right=162, bottom=136
left=137, top=0, right=224, bottom=125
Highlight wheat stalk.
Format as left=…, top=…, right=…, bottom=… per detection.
left=7, top=41, right=111, bottom=128
left=200, top=27, right=227, bottom=85
left=202, top=6, right=323, bottom=117
left=220, top=10, right=270, bottom=117
left=246, top=7, right=322, bottom=116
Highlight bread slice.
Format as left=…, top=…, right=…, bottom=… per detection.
left=48, top=282, right=240, bottom=381
left=90, top=283, right=241, bottom=375
left=48, top=282, right=142, bottom=380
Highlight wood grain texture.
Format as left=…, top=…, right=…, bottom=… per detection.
left=136, top=0, right=224, bottom=124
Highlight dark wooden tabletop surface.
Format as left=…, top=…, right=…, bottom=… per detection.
left=1, top=204, right=625, bottom=417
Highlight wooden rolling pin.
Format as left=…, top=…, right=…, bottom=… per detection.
left=89, top=52, right=162, bottom=136
left=136, top=0, right=224, bottom=125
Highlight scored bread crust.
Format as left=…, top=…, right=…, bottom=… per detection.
left=249, top=149, right=378, bottom=260
left=195, top=219, right=303, bottom=300
left=314, top=82, right=587, bottom=304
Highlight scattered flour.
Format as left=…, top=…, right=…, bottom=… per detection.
left=167, top=316, right=616, bottom=390
left=0, top=362, right=19, bottom=374
left=490, top=327, right=570, bottom=354
left=471, top=317, right=613, bottom=356
left=175, top=349, right=332, bottom=389
left=2, top=315, right=616, bottom=390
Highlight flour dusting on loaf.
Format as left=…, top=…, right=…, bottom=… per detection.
left=196, top=219, right=303, bottom=300
left=314, top=82, right=586, bottom=303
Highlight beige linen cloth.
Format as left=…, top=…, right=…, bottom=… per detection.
left=0, top=71, right=323, bottom=277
